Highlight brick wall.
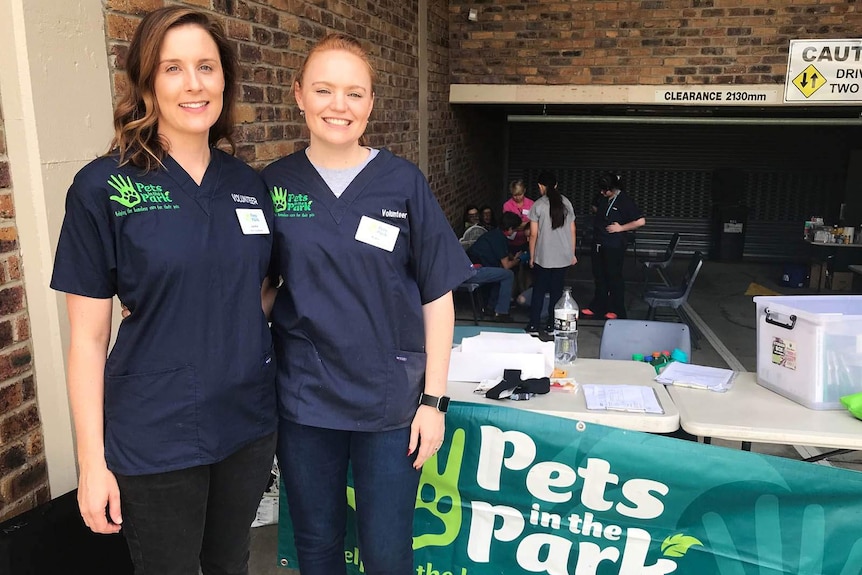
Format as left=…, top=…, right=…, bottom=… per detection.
left=447, top=0, right=862, bottom=85
left=103, top=0, right=496, bottom=226
left=0, top=91, right=49, bottom=523
left=427, top=0, right=501, bottom=224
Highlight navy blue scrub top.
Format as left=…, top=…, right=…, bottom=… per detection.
left=591, top=190, right=643, bottom=249
left=261, top=149, right=472, bottom=432
left=51, top=150, right=277, bottom=476
left=468, top=228, right=509, bottom=268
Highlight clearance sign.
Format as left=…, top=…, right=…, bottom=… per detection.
left=784, top=39, right=862, bottom=103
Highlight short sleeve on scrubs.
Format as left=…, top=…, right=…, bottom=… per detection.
left=51, top=179, right=116, bottom=299
left=408, top=173, right=472, bottom=304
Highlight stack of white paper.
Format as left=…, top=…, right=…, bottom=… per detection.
left=654, top=362, right=735, bottom=392
left=583, top=384, right=664, bottom=414
left=448, top=332, right=553, bottom=382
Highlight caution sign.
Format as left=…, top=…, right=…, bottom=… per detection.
left=791, top=64, right=826, bottom=98
left=784, top=39, right=862, bottom=103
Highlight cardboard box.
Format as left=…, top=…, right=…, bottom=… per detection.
left=753, top=295, right=862, bottom=409
left=831, top=271, right=853, bottom=292
left=809, top=262, right=827, bottom=290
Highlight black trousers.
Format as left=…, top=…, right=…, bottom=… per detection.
left=589, top=244, right=628, bottom=318
left=115, top=432, right=276, bottom=575
left=529, top=264, right=567, bottom=329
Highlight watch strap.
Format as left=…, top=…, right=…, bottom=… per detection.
left=419, top=393, right=450, bottom=413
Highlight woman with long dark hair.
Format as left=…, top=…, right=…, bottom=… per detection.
left=51, top=7, right=276, bottom=573
left=526, top=171, right=577, bottom=335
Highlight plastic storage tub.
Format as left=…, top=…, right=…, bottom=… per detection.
left=754, top=295, right=862, bottom=410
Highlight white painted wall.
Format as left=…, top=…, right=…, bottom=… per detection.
left=0, top=0, right=115, bottom=498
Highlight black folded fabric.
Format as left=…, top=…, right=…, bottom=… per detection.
left=485, top=369, right=550, bottom=399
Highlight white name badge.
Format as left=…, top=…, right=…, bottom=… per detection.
left=235, top=208, right=270, bottom=235
left=355, top=215, right=399, bottom=252
left=522, top=208, right=530, bottom=215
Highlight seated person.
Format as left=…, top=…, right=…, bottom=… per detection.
left=460, top=204, right=481, bottom=235
left=479, top=205, right=497, bottom=231
left=459, top=204, right=487, bottom=248
left=466, top=212, right=523, bottom=322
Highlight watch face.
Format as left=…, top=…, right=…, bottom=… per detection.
left=438, top=396, right=450, bottom=413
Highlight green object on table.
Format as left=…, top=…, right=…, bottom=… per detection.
left=632, top=353, right=644, bottom=362
left=840, top=391, right=862, bottom=420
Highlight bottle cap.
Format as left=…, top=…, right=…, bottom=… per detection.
left=632, top=353, right=644, bottom=361
left=670, top=348, right=689, bottom=363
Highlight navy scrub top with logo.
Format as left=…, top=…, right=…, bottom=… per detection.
left=591, top=190, right=643, bottom=249
left=261, top=148, right=472, bottom=432
left=51, top=150, right=277, bottom=476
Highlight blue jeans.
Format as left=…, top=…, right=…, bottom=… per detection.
left=115, top=432, right=276, bottom=575
left=277, top=420, right=420, bottom=575
left=530, top=265, right=567, bottom=328
left=470, top=266, right=514, bottom=314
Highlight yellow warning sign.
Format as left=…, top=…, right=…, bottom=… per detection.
left=792, top=64, right=827, bottom=98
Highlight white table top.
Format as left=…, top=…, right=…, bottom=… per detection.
left=667, top=371, right=862, bottom=449
left=806, top=240, right=862, bottom=249
left=448, top=358, right=679, bottom=434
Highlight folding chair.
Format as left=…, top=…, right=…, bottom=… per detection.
left=599, top=319, right=691, bottom=361
left=643, top=251, right=705, bottom=348
left=456, top=281, right=482, bottom=326
left=641, top=232, right=681, bottom=290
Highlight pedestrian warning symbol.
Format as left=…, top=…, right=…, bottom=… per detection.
left=792, top=64, right=827, bottom=98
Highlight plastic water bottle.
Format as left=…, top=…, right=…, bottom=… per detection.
left=553, top=287, right=579, bottom=366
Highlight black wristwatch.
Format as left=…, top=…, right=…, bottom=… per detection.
left=419, top=393, right=450, bottom=413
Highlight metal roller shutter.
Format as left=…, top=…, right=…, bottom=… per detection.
left=506, top=120, right=856, bottom=260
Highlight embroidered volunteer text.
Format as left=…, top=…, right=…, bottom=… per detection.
left=381, top=209, right=407, bottom=219
left=231, top=193, right=259, bottom=206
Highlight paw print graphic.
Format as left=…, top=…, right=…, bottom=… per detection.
left=271, top=186, right=288, bottom=213
left=107, top=175, right=141, bottom=208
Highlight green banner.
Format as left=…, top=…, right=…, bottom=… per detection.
left=279, top=401, right=862, bottom=574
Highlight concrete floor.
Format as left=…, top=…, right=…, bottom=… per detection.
left=249, top=254, right=862, bottom=574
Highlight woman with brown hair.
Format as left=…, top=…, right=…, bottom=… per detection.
left=50, top=7, right=276, bottom=574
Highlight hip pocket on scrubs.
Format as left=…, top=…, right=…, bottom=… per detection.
left=391, top=350, right=427, bottom=420
left=104, top=365, right=198, bottom=467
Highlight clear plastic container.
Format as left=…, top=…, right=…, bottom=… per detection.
left=754, top=295, right=862, bottom=409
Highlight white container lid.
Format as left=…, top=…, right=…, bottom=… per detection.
left=753, top=295, right=862, bottom=324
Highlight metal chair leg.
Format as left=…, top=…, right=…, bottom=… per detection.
left=468, top=290, right=480, bottom=326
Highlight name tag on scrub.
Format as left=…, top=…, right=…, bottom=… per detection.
left=355, top=215, right=399, bottom=252
left=235, top=209, right=270, bottom=234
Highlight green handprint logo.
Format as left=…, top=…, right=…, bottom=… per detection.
left=107, top=175, right=141, bottom=208
left=271, top=186, right=288, bottom=213
left=414, top=427, right=466, bottom=549
left=702, top=494, right=862, bottom=575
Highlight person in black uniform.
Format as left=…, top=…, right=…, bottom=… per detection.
left=50, top=8, right=276, bottom=574
left=582, top=172, right=646, bottom=320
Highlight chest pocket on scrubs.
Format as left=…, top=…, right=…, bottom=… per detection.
left=104, top=365, right=198, bottom=470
